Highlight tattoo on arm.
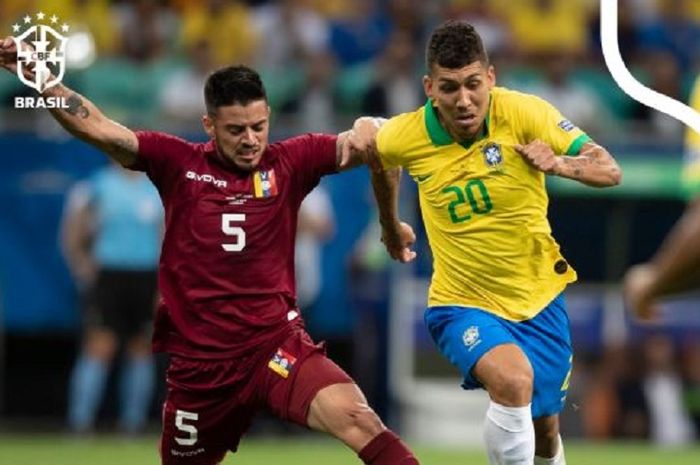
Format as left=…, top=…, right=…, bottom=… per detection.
left=64, top=93, right=90, bottom=119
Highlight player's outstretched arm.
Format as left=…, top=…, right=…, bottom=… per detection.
left=623, top=198, right=700, bottom=320
left=337, top=117, right=387, bottom=172
left=516, top=140, right=622, bottom=187
left=0, top=37, right=138, bottom=167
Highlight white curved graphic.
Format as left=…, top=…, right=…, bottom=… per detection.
left=600, top=0, right=700, bottom=135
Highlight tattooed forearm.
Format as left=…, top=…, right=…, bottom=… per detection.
left=65, top=93, right=90, bottom=119
left=43, top=83, right=138, bottom=166
left=555, top=144, right=622, bottom=187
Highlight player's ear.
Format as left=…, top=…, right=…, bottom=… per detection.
left=487, top=64, right=496, bottom=88
left=202, top=114, right=215, bottom=139
left=423, top=75, right=433, bottom=101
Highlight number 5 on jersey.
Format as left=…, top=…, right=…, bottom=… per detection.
left=222, top=213, right=246, bottom=252
left=175, top=409, right=198, bottom=446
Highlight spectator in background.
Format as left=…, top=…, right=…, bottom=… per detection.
left=328, top=0, right=392, bottom=66
left=252, top=0, right=329, bottom=73
left=502, top=0, right=591, bottom=60
left=62, top=162, right=163, bottom=434
left=114, top=0, right=177, bottom=63
left=36, top=0, right=118, bottom=57
left=636, top=0, right=700, bottom=73
left=280, top=51, right=339, bottom=134
left=159, top=39, right=214, bottom=131
left=519, top=52, right=611, bottom=134
left=180, top=0, right=258, bottom=67
left=642, top=334, right=695, bottom=446
left=295, top=185, right=334, bottom=318
left=682, top=341, right=700, bottom=436
left=623, top=73, right=700, bottom=319
left=362, top=28, right=422, bottom=117
left=628, top=51, right=684, bottom=141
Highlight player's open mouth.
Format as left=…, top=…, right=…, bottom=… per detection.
left=456, top=114, right=476, bottom=125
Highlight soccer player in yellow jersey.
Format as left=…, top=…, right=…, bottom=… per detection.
left=354, top=20, right=621, bottom=465
left=624, top=74, right=700, bottom=319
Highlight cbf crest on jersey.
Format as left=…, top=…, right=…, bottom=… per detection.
left=253, top=169, right=278, bottom=198
left=482, top=142, right=504, bottom=171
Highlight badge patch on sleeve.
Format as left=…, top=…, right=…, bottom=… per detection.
left=268, top=348, right=297, bottom=378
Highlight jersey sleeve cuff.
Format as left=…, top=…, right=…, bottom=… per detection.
left=565, top=134, right=592, bottom=156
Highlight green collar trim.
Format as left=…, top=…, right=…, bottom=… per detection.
left=423, top=97, right=491, bottom=149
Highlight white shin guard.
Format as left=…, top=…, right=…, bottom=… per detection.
left=483, top=401, right=535, bottom=465
left=534, top=434, right=566, bottom=465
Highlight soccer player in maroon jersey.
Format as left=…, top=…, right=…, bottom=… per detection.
left=1, top=37, right=419, bottom=465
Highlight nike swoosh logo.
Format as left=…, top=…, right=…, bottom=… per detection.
left=415, top=174, right=432, bottom=182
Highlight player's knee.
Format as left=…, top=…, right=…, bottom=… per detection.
left=490, top=369, right=533, bottom=406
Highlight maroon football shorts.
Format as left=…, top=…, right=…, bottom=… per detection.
left=159, top=328, right=353, bottom=465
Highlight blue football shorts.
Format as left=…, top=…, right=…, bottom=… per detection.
left=424, top=293, right=572, bottom=419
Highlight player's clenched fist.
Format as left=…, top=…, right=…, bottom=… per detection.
left=515, top=139, right=559, bottom=175
left=0, top=36, right=19, bottom=72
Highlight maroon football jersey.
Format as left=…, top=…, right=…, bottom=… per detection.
left=131, top=131, right=338, bottom=358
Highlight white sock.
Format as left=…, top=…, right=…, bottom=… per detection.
left=483, top=401, right=535, bottom=465
left=534, top=435, right=566, bottom=465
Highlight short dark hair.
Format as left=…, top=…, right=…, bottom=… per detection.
left=426, top=20, right=488, bottom=72
left=204, top=65, right=267, bottom=114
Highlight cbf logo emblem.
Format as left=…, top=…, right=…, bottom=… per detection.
left=462, top=326, right=481, bottom=352
left=482, top=142, right=503, bottom=171
left=11, top=12, right=71, bottom=109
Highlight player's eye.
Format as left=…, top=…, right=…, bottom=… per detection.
left=440, top=84, right=458, bottom=93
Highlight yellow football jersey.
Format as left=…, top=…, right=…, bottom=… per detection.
left=376, top=87, right=591, bottom=320
left=683, top=76, right=700, bottom=199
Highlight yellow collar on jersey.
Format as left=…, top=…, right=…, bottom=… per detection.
left=424, top=96, right=492, bottom=149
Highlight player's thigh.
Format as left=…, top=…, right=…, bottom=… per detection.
left=160, top=375, right=254, bottom=464
left=425, top=306, right=531, bottom=398
left=514, top=295, right=572, bottom=418
left=263, top=330, right=353, bottom=426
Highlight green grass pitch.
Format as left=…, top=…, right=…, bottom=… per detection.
left=1, top=435, right=699, bottom=464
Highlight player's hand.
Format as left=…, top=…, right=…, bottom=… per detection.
left=623, top=263, right=660, bottom=322
left=0, top=37, right=36, bottom=81
left=345, top=117, right=383, bottom=172
left=515, top=140, right=559, bottom=174
left=381, top=221, right=417, bottom=263
left=0, top=36, right=19, bottom=74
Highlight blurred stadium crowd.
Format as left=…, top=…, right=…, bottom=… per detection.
left=0, top=0, right=698, bottom=143
left=1, top=0, right=700, bottom=448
